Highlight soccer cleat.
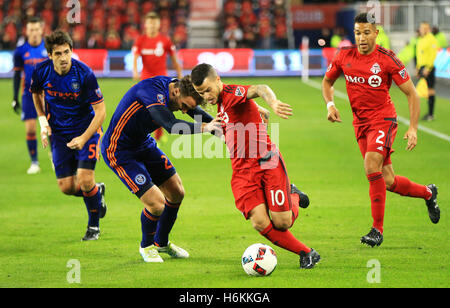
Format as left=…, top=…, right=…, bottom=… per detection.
left=421, top=114, right=434, bottom=122
left=82, top=226, right=100, bottom=241
left=299, top=248, right=321, bottom=269
left=97, top=182, right=107, bottom=219
left=291, top=183, right=310, bottom=209
left=425, top=184, right=440, bottom=224
left=139, top=245, right=164, bottom=263
left=360, top=227, right=383, bottom=247
left=156, top=242, right=189, bottom=258
left=27, top=163, right=41, bottom=175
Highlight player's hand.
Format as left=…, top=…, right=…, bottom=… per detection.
left=132, top=71, right=139, bottom=81
left=404, top=127, right=417, bottom=151
left=327, top=106, right=342, bottom=123
left=270, top=100, right=293, bottom=119
left=38, top=116, right=51, bottom=148
left=202, top=117, right=223, bottom=137
left=67, top=136, right=87, bottom=151
left=12, top=100, right=21, bottom=115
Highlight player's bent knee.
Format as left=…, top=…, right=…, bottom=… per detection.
left=384, top=177, right=395, bottom=190
left=251, top=220, right=269, bottom=233
left=272, top=218, right=291, bottom=231
left=271, top=211, right=293, bottom=231
left=58, top=181, right=76, bottom=195
left=141, top=187, right=165, bottom=215
left=78, top=178, right=96, bottom=192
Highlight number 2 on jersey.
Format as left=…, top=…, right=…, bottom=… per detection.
left=376, top=130, right=385, bottom=145
left=161, top=155, right=173, bottom=170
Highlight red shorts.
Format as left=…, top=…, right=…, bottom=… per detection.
left=354, top=118, right=398, bottom=166
left=231, top=152, right=293, bottom=219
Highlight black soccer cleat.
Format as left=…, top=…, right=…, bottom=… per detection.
left=425, top=184, right=440, bottom=224
left=360, top=227, right=383, bottom=247
left=300, top=248, right=320, bottom=269
left=291, top=184, right=310, bottom=209
left=82, top=226, right=100, bottom=241
left=97, top=182, right=107, bottom=219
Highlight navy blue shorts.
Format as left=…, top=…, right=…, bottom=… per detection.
left=51, top=130, right=101, bottom=179
left=102, top=140, right=176, bottom=198
left=21, top=91, right=37, bottom=121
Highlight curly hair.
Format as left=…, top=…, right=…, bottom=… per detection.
left=177, top=75, right=206, bottom=106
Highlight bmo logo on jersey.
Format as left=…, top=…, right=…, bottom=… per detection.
left=344, top=74, right=382, bottom=88
left=368, top=75, right=382, bottom=88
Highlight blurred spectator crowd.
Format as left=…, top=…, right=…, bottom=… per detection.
left=0, top=0, right=189, bottom=50
left=222, top=0, right=289, bottom=49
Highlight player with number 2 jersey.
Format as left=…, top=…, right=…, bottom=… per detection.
left=322, top=12, right=440, bottom=248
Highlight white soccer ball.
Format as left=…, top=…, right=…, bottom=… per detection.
left=241, top=243, right=277, bottom=276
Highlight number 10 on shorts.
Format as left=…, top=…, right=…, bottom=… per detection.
left=270, top=189, right=285, bottom=207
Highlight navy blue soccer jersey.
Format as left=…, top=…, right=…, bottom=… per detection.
left=13, top=40, right=48, bottom=93
left=30, top=58, right=104, bottom=135
left=102, top=76, right=211, bottom=151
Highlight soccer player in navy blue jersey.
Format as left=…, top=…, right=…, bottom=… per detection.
left=31, top=30, right=107, bottom=241
left=12, top=17, right=48, bottom=174
left=101, top=75, right=221, bottom=262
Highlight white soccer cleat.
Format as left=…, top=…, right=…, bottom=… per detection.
left=139, top=245, right=164, bottom=263
left=27, top=163, right=41, bottom=174
left=156, top=242, right=189, bottom=258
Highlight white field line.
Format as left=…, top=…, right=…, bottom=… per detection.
left=304, top=79, right=450, bottom=142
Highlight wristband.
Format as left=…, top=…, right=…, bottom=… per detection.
left=326, top=101, right=335, bottom=109
left=38, top=115, right=49, bottom=131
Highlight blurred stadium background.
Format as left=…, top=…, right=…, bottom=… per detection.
left=0, top=0, right=449, bottom=80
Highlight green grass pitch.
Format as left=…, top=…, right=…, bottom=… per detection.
left=0, top=77, right=448, bottom=288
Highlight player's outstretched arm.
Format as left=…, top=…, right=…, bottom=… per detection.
left=150, top=105, right=221, bottom=135
left=186, top=106, right=214, bottom=123
left=67, top=102, right=106, bottom=150
left=32, top=91, right=51, bottom=148
left=398, top=79, right=420, bottom=151
left=322, top=76, right=341, bottom=123
left=247, top=84, right=292, bottom=119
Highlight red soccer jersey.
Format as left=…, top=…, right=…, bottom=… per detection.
left=132, top=34, right=176, bottom=80
left=325, top=44, right=410, bottom=126
left=218, top=84, right=275, bottom=170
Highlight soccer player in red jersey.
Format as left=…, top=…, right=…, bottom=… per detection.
left=191, top=63, right=320, bottom=269
left=322, top=12, right=440, bottom=247
left=132, top=11, right=183, bottom=142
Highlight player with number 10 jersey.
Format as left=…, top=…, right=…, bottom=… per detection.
left=191, top=63, right=320, bottom=269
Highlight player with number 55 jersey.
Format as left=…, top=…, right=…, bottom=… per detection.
left=31, top=30, right=107, bottom=241
left=322, top=13, right=440, bottom=248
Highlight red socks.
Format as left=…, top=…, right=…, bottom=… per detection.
left=367, top=172, right=386, bottom=234
left=260, top=222, right=310, bottom=255
left=388, top=175, right=432, bottom=200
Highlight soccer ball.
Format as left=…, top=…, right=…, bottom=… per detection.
left=241, top=243, right=277, bottom=276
